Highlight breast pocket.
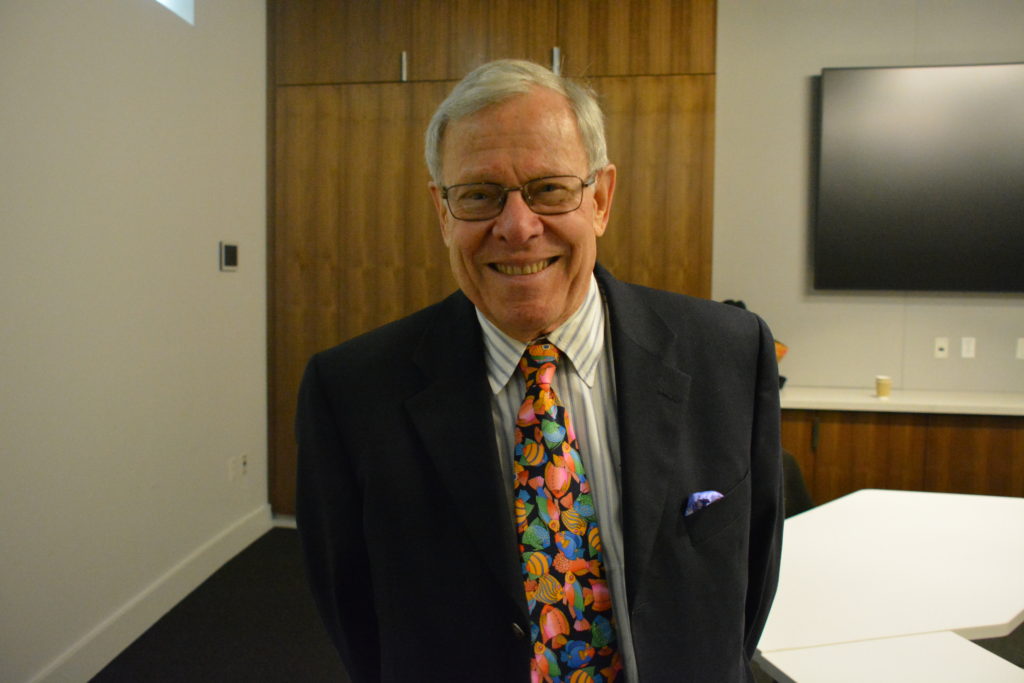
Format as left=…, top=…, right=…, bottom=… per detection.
left=682, top=468, right=751, bottom=546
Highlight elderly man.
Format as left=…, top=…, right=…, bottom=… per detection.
left=296, top=59, right=782, bottom=683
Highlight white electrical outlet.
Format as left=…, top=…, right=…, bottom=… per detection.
left=1017, top=338, right=1024, bottom=360
left=934, top=337, right=949, bottom=359
left=240, top=454, right=248, bottom=477
left=961, top=337, right=975, bottom=358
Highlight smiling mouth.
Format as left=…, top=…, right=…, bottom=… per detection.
left=491, top=257, right=557, bottom=276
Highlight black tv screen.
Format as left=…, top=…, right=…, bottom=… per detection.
left=814, top=63, right=1024, bottom=292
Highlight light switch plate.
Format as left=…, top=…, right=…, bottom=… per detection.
left=961, top=337, right=975, bottom=358
left=219, top=242, right=238, bottom=272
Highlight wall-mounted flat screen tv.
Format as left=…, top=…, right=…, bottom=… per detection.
left=814, top=63, right=1024, bottom=292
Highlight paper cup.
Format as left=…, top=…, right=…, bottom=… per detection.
left=875, top=375, right=892, bottom=399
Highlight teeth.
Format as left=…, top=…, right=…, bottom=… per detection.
left=494, top=259, right=552, bottom=276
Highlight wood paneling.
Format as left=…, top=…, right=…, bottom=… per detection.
left=273, top=0, right=557, bottom=85
left=269, top=0, right=718, bottom=514
left=406, top=1, right=558, bottom=81
left=924, top=415, right=1024, bottom=497
left=781, top=409, right=816, bottom=493
left=270, top=82, right=456, bottom=512
left=813, top=412, right=928, bottom=504
left=558, top=0, right=716, bottom=76
left=598, top=75, right=713, bottom=296
left=781, top=409, right=1024, bottom=506
left=273, top=0, right=409, bottom=84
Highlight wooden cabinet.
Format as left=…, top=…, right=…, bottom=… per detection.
left=782, top=410, right=1024, bottom=505
left=597, top=75, right=714, bottom=295
left=274, top=82, right=456, bottom=341
left=924, top=415, right=1024, bottom=497
left=812, top=412, right=928, bottom=503
left=269, top=0, right=718, bottom=513
left=273, top=0, right=558, bottom=84
left=780, top=410, right=816, bottom=498
left=558, top=0, right=715, bottom=76
left=273, top=0, right=408, bottom=84
left=272, top=0, right=716, bottom=84
left=405, top=1, right=558, bottom=81
left=270, top=82, right=456, bottom=506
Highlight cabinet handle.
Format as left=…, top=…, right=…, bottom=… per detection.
left=551, top=46, right=561, bottom=75
left=400, top=51, right=408, bottom=82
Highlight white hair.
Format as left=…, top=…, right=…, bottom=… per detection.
left=424, top=59, right=608, bottom=185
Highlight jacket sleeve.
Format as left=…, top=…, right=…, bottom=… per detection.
left=295, top=353, right=382, bottom=682
left=743, top=315, right=784, bottom=659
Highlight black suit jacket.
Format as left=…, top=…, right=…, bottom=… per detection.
left=296, top=265, right=783, bottom=682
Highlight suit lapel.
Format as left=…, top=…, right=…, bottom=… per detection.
left=597, top=267, right=693, bottom=607
left=404, top=292, right=528, bottom=618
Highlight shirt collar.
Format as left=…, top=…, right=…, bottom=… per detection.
left=476, top=275, right=606, bottom=394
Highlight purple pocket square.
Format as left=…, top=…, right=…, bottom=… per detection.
left=684, top=490, right=724, bottom=516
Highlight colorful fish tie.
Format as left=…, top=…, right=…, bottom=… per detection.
left=514, top=341, right=622, bottom=683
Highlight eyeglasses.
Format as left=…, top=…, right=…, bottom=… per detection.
left=441, top=174, right=596, bottom=221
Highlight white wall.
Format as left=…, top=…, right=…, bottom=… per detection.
left=0, top=2, right=269, bottom=681
left=714, top=0, right=1024, bottom=392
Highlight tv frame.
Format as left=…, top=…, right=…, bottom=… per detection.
left=812, top=62, right=1024, bottom=293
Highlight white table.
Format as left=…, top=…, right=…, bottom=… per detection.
left=757, top=632, right=1024, bottom=683
left=756, top=489, right=1024, bottom=680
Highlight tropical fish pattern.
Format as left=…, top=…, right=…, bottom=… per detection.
left=515, top=341, right=622, bottom=683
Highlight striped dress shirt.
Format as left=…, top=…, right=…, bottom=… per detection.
left=475, top=274, right=639, bottom=681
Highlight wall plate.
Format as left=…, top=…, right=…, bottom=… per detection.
left=219, top=242, right=238, bottom=272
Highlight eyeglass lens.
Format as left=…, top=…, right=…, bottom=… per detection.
left=445, top=175, right=587, bottom=220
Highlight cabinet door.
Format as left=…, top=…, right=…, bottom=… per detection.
left=273, top=0, right=409, bottom=85
left=924, top=415, right=1024, bottom=497
left=406, top=0, right=558, bottom=81
left=558, top=0, right=715, bottom=77
left=273, top=0, right=558, bottom=85
left=271, top=82, right=455, bottom=512
left=781, top=409, right=817, bottom=500
left=813, top=412, right=928, bottom=504
left=598, top=75, right=713, bottom=297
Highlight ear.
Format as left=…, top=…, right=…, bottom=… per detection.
left=428, top=181, right=453, bottom=246
left=591, top=164, right=616, bottom=238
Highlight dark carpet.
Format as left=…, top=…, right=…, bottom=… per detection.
left=91, top=527, right=347, bottom=682
left=91, top=526, right=1022, bottom=682
left=976, top=619, right=1024, bottom=670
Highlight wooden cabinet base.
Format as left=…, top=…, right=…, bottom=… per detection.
left=782, top=410, right=1024, bottom=505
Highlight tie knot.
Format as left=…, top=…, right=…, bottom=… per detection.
left=518, top=340, right=560, bottom=389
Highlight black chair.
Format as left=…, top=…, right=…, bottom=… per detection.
left=782, top=450, right=814, bottom=518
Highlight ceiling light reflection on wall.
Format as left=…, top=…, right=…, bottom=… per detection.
left=153, top=0, right=194, bottom=25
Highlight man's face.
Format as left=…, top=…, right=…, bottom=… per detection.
left=429, top=87, right=616, bottom=342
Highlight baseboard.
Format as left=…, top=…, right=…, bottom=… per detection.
left=29, top=504, right=273, bottom=683
left=272, top=513, right=297, bottom=529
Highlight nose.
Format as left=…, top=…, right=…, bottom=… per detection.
left=492, top=189, right=543, bottom=245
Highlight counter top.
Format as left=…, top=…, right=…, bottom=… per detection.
left=779, top=386, right=1024, bottom=416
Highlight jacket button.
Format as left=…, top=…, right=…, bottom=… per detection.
left=511, top=623, right=526, bottom=639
